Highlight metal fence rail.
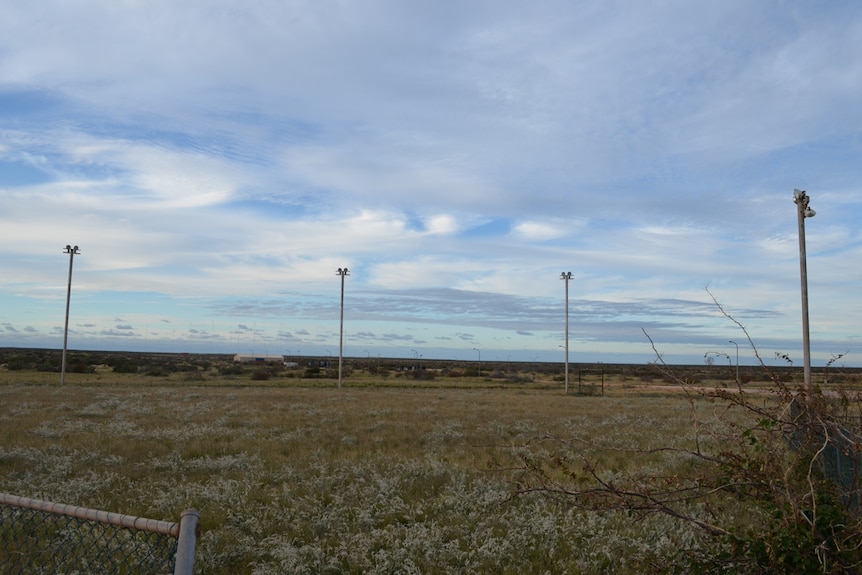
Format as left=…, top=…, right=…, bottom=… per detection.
left=0, top=492, right=199, bottom=575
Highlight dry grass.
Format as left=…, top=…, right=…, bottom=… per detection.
left=1, top=373, right=746, bottom=574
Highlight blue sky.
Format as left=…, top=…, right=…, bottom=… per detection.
left=1, top=1, right=861, bottom=366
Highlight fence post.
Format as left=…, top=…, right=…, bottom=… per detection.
left=173, top=509, right=200, bottom=575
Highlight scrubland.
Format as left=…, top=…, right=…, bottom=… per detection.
left=0, top=370, right=783, bottom=573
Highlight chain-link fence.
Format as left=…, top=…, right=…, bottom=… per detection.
left=788, top=401, right=861, bottom=513
left=576, top=367, right=604, bottom=396
left=819, top=424, right=861, bottom=512
left=0, top=492, right=199, bottom=575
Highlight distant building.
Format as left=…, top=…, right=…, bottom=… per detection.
left=233, top=353, right=285, bottom=364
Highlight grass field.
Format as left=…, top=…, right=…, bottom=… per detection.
left=0, top=361, right=806, bottom=573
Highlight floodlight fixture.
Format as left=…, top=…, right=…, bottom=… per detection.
left=60, top=245, right=81, bottom=386
left=336, top=267, right=350, bottom=388
left=794, top=189, right=816, bottom=219
left=793, top=189, right=814, bottom=390
left=560, top=271, right=573, bottom=394
left=729, top=340, right=739, bottom=383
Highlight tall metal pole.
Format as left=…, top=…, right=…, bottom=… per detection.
left=61, top=245, right=80, bottom=386
left=336, top=267, right=349, bottom=389
left=729, top=340, right=739, bottom=383
left=793, top=189, right=815, bottom=391
left=473, top=347, right=481, bottom=377
left=560, top=272, right=572, bottom=394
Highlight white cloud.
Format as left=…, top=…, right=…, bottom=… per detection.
left=1, top=0, right=861, bottom=363
left=424, top=214, right=459, bottom=235
left=512, top=221, right=567, bottom=242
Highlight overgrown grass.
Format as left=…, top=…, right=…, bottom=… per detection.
left=1, top=376, right=766, bottom=573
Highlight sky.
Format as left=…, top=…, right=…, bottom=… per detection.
left=1, top=1, right=861, bottom=367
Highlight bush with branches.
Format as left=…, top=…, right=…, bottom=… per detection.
left=510, top=292, right=861, bottom=573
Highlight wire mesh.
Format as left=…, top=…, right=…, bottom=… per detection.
left=0, top=502, right=179, bottom=574
left=788, top=401, right=862, bottom=513
left=820, top=427, right=862, bottom=511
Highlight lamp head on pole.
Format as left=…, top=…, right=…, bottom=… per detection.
left=336, top=267, right=350, bottom=276
left=560, top=271, right=572, bottom=280
left=793, top=189, right=815, bottom=218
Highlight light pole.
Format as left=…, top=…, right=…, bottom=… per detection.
left=336, top=267, right=350, bottom=389
left=729, top=340, right=739, bottom=383
left=793, top=189, right=815, bottom=391
left=473, top=347, right=481, bottom=378
left=60, top=245, right=80, bottom=386
left=560, top=272, right=572, bottom=394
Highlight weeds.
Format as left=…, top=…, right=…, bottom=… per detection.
left=1, top=382, right=716, bottom=573
left=509, top=293, right=862, bottom=574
